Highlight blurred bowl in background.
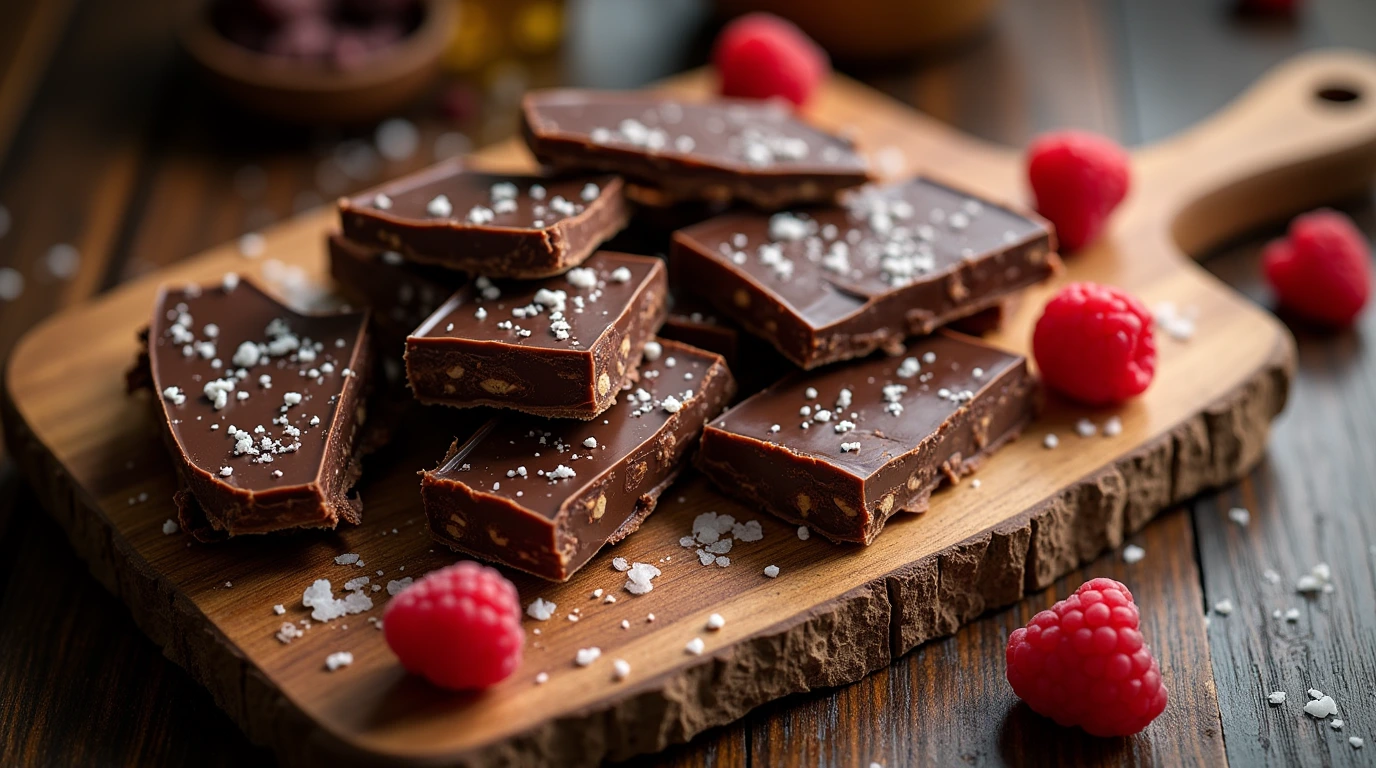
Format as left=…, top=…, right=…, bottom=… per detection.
left=716, top=0, right=1000, bottom=60
left=181, top=0, right=456, bottom=124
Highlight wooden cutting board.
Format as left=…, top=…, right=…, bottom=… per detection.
left=6, top=50, right=1376, bottom=767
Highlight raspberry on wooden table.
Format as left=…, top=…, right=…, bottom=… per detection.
left=1033, top=282, right=1156, bottom=405
left=1006, top=578, right=1168, bottom=737
left=383, top=561, right=524, bottom=690
left=712, top=13, right=829, bottom=107
left=1026, top=130, right=1131, bottom=250
left=1262, top=209, right=1371, bottom=328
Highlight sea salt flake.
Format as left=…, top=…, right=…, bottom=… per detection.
left=764, top=565, right=780, bottom=578
left=706, top=613, right=725, bottom=630
left=325, top=651, right=354, bottom=671
left=1267, top=691, right=1287, bottom=705
left=1122, top=544, right=1145, bottom=564
left=612, top=557, right=630, bottom=572
left=1303, top=696, right=1338, bottom=719
left=684, top=637, right=705, bottom=655
left=385, top=578, right=413, bottom=596
left=526, top=598, right=556, bottom=620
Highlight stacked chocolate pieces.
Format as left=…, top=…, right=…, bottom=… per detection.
left=327, top=151, right=746, bottom=580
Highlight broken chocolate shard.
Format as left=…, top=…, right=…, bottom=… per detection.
left=143, top=278, right=372, bottom=541
left=521, top=89, right=872, bottom=209
left=338, top=159, right=630, bottom=278
left=421, top=339, right=736, bottom=581
left=406, top=252, right=668, bottom=420
left=696, top=331, right=1038, bottom=545
left=671, top=176, right=1060, bottom=369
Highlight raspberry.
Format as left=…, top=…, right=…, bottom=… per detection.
left=1006, top=578, right=1168, bottom=737
left=383, top=561, right=524, bottom=690
left=1262, top=209, right=1371, bottom=327
left=1033, top=282, right=1156, bottom=405
left=1027, top=131, right=1131, bottom=251
left=713, top=13, right=829, bottom=108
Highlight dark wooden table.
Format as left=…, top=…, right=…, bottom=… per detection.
left=2, top=1, right=1374, bottom=765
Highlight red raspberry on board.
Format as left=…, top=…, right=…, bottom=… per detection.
left=1262, top=209, right=1371, bottom=328
left=383, top=561, right=524, bottom=690
left=1033, top=282, right=1156, bottom=405
left=1006, top=578, right=1168, bottom=737
left=713, top=13, right=829, bottom=108
left=1027, top=130, right=1131, bottom=251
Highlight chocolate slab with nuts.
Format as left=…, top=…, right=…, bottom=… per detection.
left=327, top=231, right=466, bottom=348
left=671, top=177, right=1059, bottom=369
left=337, top=159, right=630, bottom=278
left=143, top=278, right=372, bottom=541
left=406, top=252, right=668, bottom=419
left=696, top=331, right=1037, bottom=545
left=521, top=89, right=872, bottom=209
left=421, top=339, right=735, bottom=581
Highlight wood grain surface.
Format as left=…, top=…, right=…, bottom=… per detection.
left=1, top=1, right=1374, bottom=766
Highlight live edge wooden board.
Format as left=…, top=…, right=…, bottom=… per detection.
left=7, top=50, right=1376, bottom=767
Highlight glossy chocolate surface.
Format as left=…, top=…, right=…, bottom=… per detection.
left=406, top=252, right=668, bottom=419
left=421, top=339, right=735, bottom=580
left=696, top=331, right=1037, bottom=544
left=145, top=278, right=371, bottom=539
left=672, top=176, right=1058, bottom=369
left=522, top=90, right=872, bottom=208
left=338, top=159, right=629, bottom=278
left=327, top=231, right=465, bottom=347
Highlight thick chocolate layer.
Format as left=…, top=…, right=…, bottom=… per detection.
left=145, top=278, right=372, bottom=540
left=327, top=231, right=465, bottom=348
left=521, top=90, right=872, bottom=209
left=696, top=331, right=1037, bottom=545
left=338, top=159, right=630, bottom=278
left=672, top=177, right=1060, bottom=369
left=421, top=339, right=736, bottom=581
left=406, top=252, right=668, bottom=419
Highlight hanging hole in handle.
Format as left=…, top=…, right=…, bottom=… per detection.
left=1316, top=85, right=1362, bottom=104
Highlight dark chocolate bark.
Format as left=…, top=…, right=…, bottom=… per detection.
left=144, top=278, right=372, bottom=540
left=696, top=331, right=1037, bottom=545
left=671, top=176, right=1060, bottom=369
left=421, top=339, right=736, bottom=581
left=659, top=294, right=792, bottom=398
left=405, top=252, right=668, bottom=419
left=521, top=89, right=872, bottom=209
left=338, top=159, right=630, bottom=278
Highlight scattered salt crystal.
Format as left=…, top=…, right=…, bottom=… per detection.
left=611, top=658, right=631, bottom=681
left=797, top=526, right=810, bottom=541
left=1075, top=418, right=1096, bottom=437
left=1103, top=416, right=1123, bottom=437
left=273, top=604, right=286, bottom=615
left=335, top=553, right=360, bottom=565
left=343, top=576, right=370, bottom=592
left=612, top=557, right=630, bottom=572
left=325, top=651, right=353, bottom=671
left=162, top=519, right=179, bottom=535
left=1350, top=737, right=1364, bottom=749
left=1268, top=691, right=1287, bottom=705
left=426, top=194, right=452, bottom=218
left=1043, top=434, right=1059, bottom=449
left=764, top=565, right=780, bottom=578
left=1332, top=719, right=1344, bottom=730
left=386, top=578, right=413, bottom=596
left=620, top=619, right=630, bottom=629
left=1263, top=569, right=1281, bottom=585
left=643, top=341, right=663, bottom=361
left=1308, top=688, right=1325, bottom=699
left=1228, top=507, right=1251, bottom=526
left=1122, top=544, right=1146, bottom=564
left=732, top=520, right=763, bottom=542
left=1303, top=696, right=1338, bottom=718
left=1213, top=599, right=1234, bottom=616
left=685, top=637, right=705, bottom=655
left=575, top=647, right=601, bottom=666
left=706, top=613, right=725, bottom=630
left=0, top=267, right=23, bottom=301
left=1284, top=608, right=1301, bottom=622
left=534, top=672, right=549, bottom=685
left=237, top=232, right=265, bottom=258
left=624, top=562, right=661, bottom=595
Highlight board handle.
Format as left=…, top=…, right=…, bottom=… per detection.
left=1131, top=48, right=1376, bottom=256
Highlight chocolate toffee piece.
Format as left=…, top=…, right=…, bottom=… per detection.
left=521, top=89, right=872, bottom=209
left=671, top=177, right=1060, bottom=369
left=328, top=231, right=466, bottom=346
left=406, top=252, right=668, bottom=419
left=337, top=159, right=630, bottom=278
left=696, top=331, right=1037, bottom=545
left=421, top=339, right=736, bottom=581
left=144, top=278, right=372, bottom=541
